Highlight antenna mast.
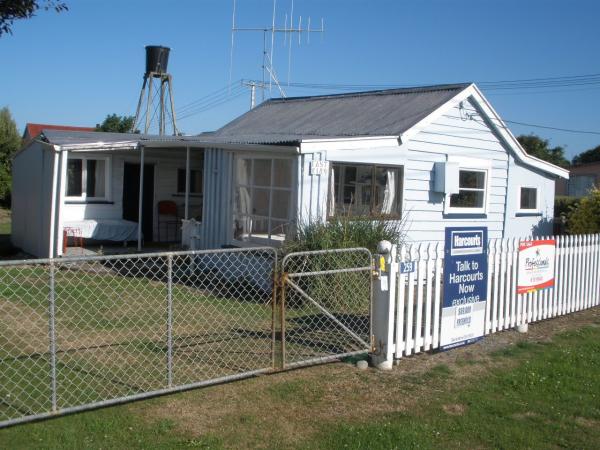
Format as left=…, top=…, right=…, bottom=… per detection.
left=230, top=0, right=324, bottom=107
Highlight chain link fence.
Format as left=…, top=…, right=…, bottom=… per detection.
left=0, top=247, right=277, bottom=428
left=280, top=248, right=373, bottom=368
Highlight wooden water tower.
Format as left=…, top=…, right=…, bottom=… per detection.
left=132, top=45, right=179, bottom=135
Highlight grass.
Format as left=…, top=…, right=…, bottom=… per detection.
left=0, top=315, right=598, bottom=449
left=0, top=257, right=275, bottom=424
left=0, top=207, right=17, bottom=257
left=304, top=326, right=600, bottom=450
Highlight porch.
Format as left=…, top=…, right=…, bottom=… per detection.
left=58, top=144, right=205, bottom=256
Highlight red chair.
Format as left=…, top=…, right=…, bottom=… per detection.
left=63, top=227, right=84, bottom=254
left=157, top=201, right=180, bottom=242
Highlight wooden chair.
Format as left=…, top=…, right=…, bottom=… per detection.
left=157, top=200, right=180, bottom=242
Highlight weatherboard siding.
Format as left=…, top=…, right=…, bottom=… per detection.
left=503, top=155, right=556, bottom=238
left=400, top=98, right=510, bottom=242
left=297, top=99, right=517, bottom=243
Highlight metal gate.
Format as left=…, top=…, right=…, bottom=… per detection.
left=278, top=248, right=374, bottom=369
left=0, top=246, right=374, bottom=428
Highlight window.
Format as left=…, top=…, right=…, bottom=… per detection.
left=176, top=168, right=203, bottom=194
left=233, top=157, right=294, bottom=244
left=66, top=156, right=109, bottom=201
left=328, top=163, right=403, bottom=217
left=448, top=169, right=487, bottom=212
left=519, top=187, right=538, bottom=211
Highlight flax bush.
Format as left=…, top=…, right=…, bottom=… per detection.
left=283, top=214, right=406, bottom=254
left=282, top=214, right=406, bottom=313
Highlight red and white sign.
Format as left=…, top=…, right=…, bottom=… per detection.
left=517, top=239, right=556, bottom=294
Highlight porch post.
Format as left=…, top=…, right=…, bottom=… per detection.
left=137, top=146, right=145, bottom=252
left=185, top=145, right=190, bottom=220
left=56, top=150, right=68, bottom=256
left=48, top=148, right=60, bottom=258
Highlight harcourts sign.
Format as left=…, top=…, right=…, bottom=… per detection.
left=440, top=227, right=488, bottom=350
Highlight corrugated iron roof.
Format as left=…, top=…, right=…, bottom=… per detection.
left=23, top=123, right=95, bottom=145
left=40, top=130, right=201, bottom=147
left=210, top=83, right=471, bottom=144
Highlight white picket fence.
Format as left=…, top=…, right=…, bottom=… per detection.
left=373, top=233, right=600, bottom=365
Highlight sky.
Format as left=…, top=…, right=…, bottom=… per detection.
left=1, top=0, right=599, bottom=159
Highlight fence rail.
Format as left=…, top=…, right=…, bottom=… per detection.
left=374, top=234, right=600, bottom=363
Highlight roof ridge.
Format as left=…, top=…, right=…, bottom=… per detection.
left=261, top=82, right=472, bottom=105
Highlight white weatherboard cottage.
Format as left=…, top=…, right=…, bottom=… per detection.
left=12, top=83, right=568, bottom=258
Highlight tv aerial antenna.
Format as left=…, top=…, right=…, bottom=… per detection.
left=230, top=0, right=324, bottom=108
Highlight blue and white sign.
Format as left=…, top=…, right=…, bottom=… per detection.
left=399, top=261, right=416, bottom=274
left=440, top=227, right=488, bottom=351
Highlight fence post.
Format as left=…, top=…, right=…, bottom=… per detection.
left=370, top=240, right=396, bottom=370
left=48, top=261, right=58, bottom=412
left=167, top=254, right=173, bottom=388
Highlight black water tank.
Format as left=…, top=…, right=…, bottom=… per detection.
left=145, top=45, right=170, bottom=75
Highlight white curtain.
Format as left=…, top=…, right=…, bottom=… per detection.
left=381, top=169, right=396, bottom=214
left=328, top=165, right=336, bottom=217
left=236, top=159, right=252, bottom=236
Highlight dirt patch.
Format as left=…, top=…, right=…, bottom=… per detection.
left=136, top=307, right=600, bottom=449
left=574, top=416, right=600, bottom=428
left=443, top=403, right=467, bottom=415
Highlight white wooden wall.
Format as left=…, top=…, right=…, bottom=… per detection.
left=378, top=234, right=600, bottom=360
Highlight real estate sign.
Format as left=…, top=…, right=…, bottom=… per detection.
left=517, top=239, right=556, bottom=294
left=440, top=227, right=488, bottom=350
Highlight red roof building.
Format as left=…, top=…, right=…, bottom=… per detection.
left=22, top=123, right=95, bottom=145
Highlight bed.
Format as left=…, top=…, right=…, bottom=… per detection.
left=63, top=219, right=140, bottom=242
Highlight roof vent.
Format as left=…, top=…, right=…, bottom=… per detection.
left=145, top=45, right=170, bottom=75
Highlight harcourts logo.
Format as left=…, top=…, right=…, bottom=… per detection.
left=450, top=230, right=484, bottom=256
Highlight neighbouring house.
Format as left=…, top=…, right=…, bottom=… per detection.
left=11, top=83, right=569, bottom=258
left=22, top=123, right=95, bottom=146
left=555, top=161, right=600, bottom=197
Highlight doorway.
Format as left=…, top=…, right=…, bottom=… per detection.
left=122, top=162, right=155, bottom=242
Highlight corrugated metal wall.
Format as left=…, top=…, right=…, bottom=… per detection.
left=194, top=148, right=233, bottom=249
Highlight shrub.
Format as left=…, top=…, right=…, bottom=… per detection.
left=283, top=214, right=406, bottom=254
left=567, top=188, right=600, bottom=234
left=554, top=196, right=580, bottom=218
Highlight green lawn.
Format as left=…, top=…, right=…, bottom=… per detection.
left=306, top=325, right=600, bottom=450
left=0, top=258, right=274, bottom=424
left=0, top=312, right=598, bottom=449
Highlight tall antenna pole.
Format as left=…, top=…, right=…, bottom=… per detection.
left=231, top=0, right=325, bottom=105
left=270, top=0, right=276, bottom=94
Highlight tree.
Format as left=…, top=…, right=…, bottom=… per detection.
left=572, top=145, right=600, bottom=165
left=0, top=1, right=67, bottom=37
left=0, top=107, right=21, bottom=204
left=567, top=188, right=600, bottom=234
left=95, top=114, right=138, bottom=133
left=517, top=134, right=570, bottom=168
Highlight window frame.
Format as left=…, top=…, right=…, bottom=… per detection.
left=65, top=155, right=111, bottom=202
left=231, top=155, right=296, bottom=247
left=445, top=167, right=490, bottom=215
left=176, top=167, right=203, bottom=196
left=328, top=162, right=404, bottom=219
left=517, top=186, right=540, bottom=214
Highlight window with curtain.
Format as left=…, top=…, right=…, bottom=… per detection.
left=66, top=156, right=109, bottom=201
left=328, top=163, right=403, bottom=218
left=233, top=157, right=294, bottom=244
